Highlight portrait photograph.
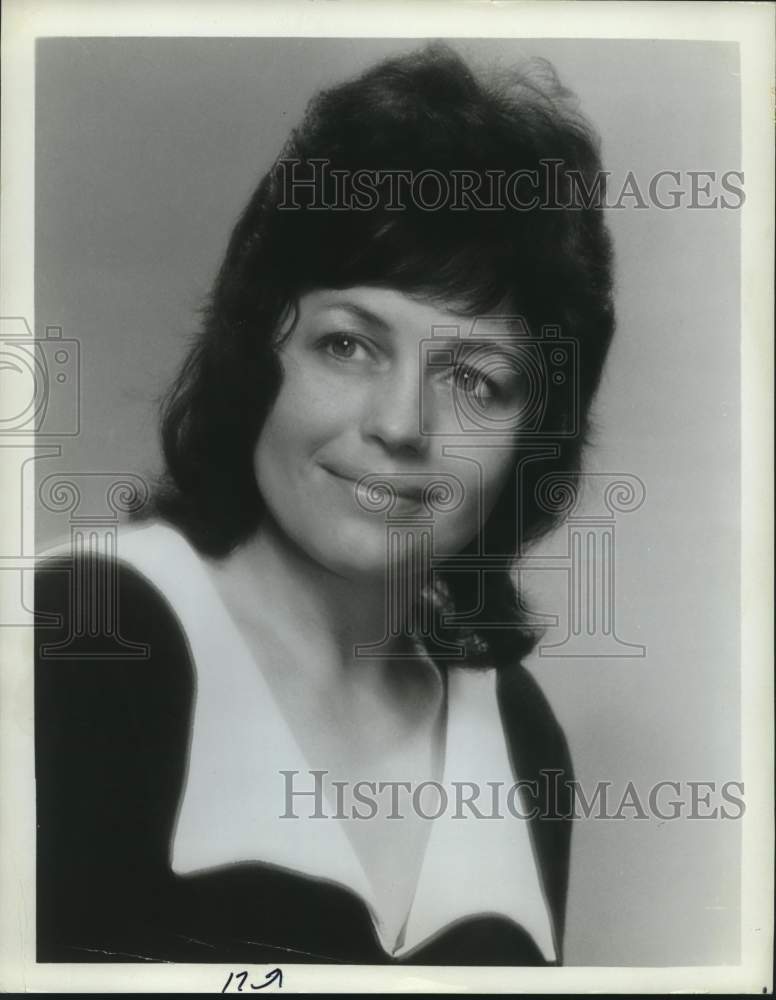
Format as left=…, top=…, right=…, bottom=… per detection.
left=0, top=0, right=772, bottom=994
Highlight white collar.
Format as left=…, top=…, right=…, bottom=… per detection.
left=115, top=521, right=557, bottom=962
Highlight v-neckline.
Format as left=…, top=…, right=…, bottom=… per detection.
left=198, top=537, right=450, bottom=951
left=114, top=520, right=558, bottom=961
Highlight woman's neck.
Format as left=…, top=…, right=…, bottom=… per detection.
left=205, top=514, right=444, bottom=731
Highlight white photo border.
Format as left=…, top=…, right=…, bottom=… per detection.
left=0, top=0, right=773, bottom=993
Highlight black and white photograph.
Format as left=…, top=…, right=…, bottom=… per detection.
left=0, top=0, right=773, bottom=994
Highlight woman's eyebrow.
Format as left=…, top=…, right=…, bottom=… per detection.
left=430, top=317, right=531, bottom=343
left=429, top=336, right=529, bottom=358
left=318, top=301, right=391, bottom=331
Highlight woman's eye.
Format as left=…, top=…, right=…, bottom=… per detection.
left=454, top=365, right=498, bottom=402
left=321, top=333, right=367, bottom=361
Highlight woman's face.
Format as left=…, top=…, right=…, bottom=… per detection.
left=253, top=286, right=528, bottom=579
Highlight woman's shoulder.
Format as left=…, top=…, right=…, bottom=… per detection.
left=35, top=524, right=196, bottom=866
left=497, top=663, right=570, bottom=752
left=35, top=520, right=196, bottom=708
left=36, top=517, right=202, bottom=624
left=35, top=527, right=197, bottom=961
left=496, top=662, right=573, bottom=777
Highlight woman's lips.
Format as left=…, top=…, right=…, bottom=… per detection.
left=320, top=465, right=425, bottom=504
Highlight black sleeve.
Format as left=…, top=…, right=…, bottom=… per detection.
left=34, top=554, right=195, bottom=962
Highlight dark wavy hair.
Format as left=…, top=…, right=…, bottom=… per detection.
left=148, top=42, right=615, bottom=668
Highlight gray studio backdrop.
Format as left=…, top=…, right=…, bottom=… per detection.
left=34, top=37, right=741, bottom=966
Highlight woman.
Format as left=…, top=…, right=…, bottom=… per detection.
left=35, top=42, right=614, bottom=966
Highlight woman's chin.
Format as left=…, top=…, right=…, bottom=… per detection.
left=300, top=524, right=429, bottom=582
left=312, top=539, right=397, bottom=582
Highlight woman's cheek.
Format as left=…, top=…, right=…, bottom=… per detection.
left=287, top=363, right=362, bottom=435
left=266, top=378, right=336, bottom=452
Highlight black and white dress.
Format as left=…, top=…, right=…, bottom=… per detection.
left=35, top=521, right=574, bottom=965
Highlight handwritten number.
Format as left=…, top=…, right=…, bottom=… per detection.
left=253, top=968, right=283, bottom=990
left=222, top=969, right=283, bottom=992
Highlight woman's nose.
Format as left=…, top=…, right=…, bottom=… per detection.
left=362, top=362, right=428, bottom=457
